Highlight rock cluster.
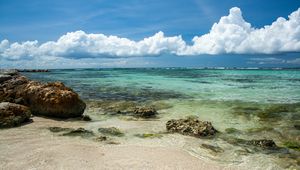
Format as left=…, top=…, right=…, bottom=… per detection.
left=0, top=70, right=86, bottom=126
left=166, top=117, right=218, bottom=137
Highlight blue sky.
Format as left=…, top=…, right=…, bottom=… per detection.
left=0, top=0, right=300, bottom=68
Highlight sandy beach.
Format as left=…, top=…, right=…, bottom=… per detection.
left=0, top=117, right=235, bottom=170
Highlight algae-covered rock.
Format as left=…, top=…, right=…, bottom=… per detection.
left=0, top=102, right=31, bottom=128
left=98, top=127, right=124, bottom=137
left=201, top=144, right=224, bottom=153
left=95, top=136, right=107, bottom=141
left=133, top=107, right=158, bottom=118
left=166, top=117, right=217, bottom=138
left=134, top=133, right=163, bottom=138
left=48, top=126, right=73, bottom=133
left=246, top=127, right=274, bottom=133
left=223, top=136, right=278, bottom=150
left=225, top=128, right=241, bottom=134
left=62, top=128, right=94, bottom=138
left=246, top=139, right=278, bottom=149
left=283, top=141, right=300, bottom=151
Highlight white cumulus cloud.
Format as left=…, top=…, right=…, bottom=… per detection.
left=1, top=7, right=300, bottom=60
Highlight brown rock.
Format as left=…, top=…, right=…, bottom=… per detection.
left=20, top=81, right=86, bottom=118
left=166, top=117, right=217, bottom=137
left=133, top=107, right=157, bottom=118
left=0, top=76, right=29, bottom=103
left=0, top=102, right=31, bottom=128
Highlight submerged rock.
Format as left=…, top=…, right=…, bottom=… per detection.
left=98, top=127, right=124, bottom=137
left=48, top=126, right=73, bottom=133
left=225, top=128, right=241, bottom=134
left=95, top=136, right=108, bottom=141
left=81, top=115, right=92, bottom=121
left=201, top=144, right=224, bottom=153
left=20, top=81, right=86, bottom=118
left=0, top=102, right=31, bottom=128
left=166, top=117, right=217, bottom=138
left=62, top=128, right=94, bottom=138
left=246, top=139, right=278, bottom=149
left=283, top=141, right=300, bottom=151
left=294, top=124, right=300, bottom=130
left=134, top=133, right=163, bottom=138
left=224, top=137, right=278, bottom=150
left=133, top=107, right=157, bottom=118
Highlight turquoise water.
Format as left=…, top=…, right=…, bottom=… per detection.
left=23, top=68, right=300, bottom=169
left=23, top=68, right=300, bottom=103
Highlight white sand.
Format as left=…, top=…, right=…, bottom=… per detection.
left=0, top=117, right=237, bottom=170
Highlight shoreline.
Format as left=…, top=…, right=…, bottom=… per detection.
left=0, top=116, right=232, bottom=170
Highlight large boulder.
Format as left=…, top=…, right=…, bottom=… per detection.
left=166, top=117, right=217, bottom=137
left=19, top=81, right=86, bottom=118
left=0, top=76, right=29, bottom=103
left=0, top=102, right=31, bottom=128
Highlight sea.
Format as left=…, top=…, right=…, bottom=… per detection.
left=23, top=68, right=300, bottom=169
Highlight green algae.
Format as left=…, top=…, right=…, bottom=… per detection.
left=283, top=141, right=300, bottom=151
left=201, top=144, right=224, bottom=153
left=246, top=127, right=274, bottom=133
left=48, top=127, right=73, bottom=133
left=134, top=133, right=163, bottom=139
left=98, top=127, right=124, bottom=137
left=62, top=128, right=94, bottom=138
left=225, top=128, right=241, bottom=134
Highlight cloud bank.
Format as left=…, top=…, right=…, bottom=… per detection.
left=1, top=7, right=300, bottom=60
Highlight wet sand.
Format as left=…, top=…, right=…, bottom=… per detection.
left=0, top=117, right=235, bottom=170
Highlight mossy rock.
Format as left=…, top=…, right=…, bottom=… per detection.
left=225, top=128, right=241, bottom=134
left=283, top=141, right=300, bottom=151
left=246, top=127, right=274, bottom=133
left=98, top=127, right=124, bottom=137
left=134, top=133, right=163, bottom=138
left=62, top=128, right=94, bottom=138
left=49, top=126, right=73, bottom=133
left=256, top=104, right=295, bottom=120
left=232, top=106, right=261, bottom=116
left=201, top=144, right=224, bottom=153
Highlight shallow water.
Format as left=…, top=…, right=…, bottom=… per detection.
left=23, top=68, right=300, bottom=169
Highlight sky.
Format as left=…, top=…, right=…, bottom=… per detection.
left=0, top=0, right=300, bottom=68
